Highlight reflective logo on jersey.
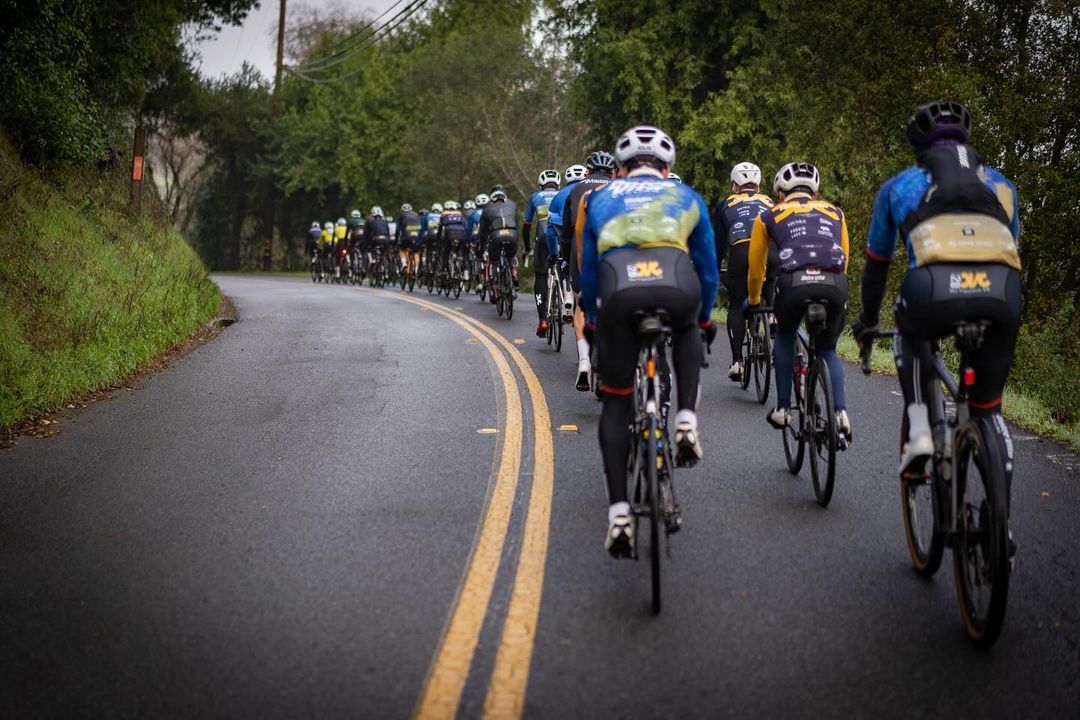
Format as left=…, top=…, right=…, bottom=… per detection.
left=627, top=260, right=664, bottom=280
left=950, top=270, right=992, bottom=292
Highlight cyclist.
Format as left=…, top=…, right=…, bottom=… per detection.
left=306, top=221, right=322, bottom=260
left=334, top=216, right=348, bottom=253
left=745, top=162, right=852, bottom=444
left=422, top=203, right=444, bottom=281
left=852, top=101, right=1021, bottom=477
left=524, top=169, right=561, bottom=337
left=562, top=151, right=616, bottom=390
left=545, top=164, right=587, bottom=316
left=477, top=187, right=520, bottom=292
left=438, top=200, right=468, bottom=278
left=669, top=172, right=683, bottom=183
left=580, top=126, right=718, bottom=556
left=713, top=162, right=775, bottom=381
left=395, top=203, right=422, bottom=275
left=468, top=195, right=488, bottom=284
left=365, top=206, right=392, bottom=276
left=347, top=209, right=365, bottom=275
left=319, top=221, right=334, bottom=274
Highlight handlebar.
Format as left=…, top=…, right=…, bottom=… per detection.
left=859, top=328, right=895, bottom=376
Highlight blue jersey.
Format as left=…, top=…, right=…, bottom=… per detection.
left=581, top=173, right=719, bottom=324
left=524, top=188, right=558, bottom=224
left=866, top=164, right=1018, bottom=268
left=466, top=208, right=483, bottom=241
left=421, top=211, right=442, bottom=246
left=545, top=181, right=579, bottom=255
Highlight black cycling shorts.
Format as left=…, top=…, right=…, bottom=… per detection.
left=773, top=269, right=848, bottom=347
left=597, top=246, right=700, bottom=391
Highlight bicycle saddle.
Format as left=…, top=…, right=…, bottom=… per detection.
left=805, top=302, right=829, bottom=332
left=634, top=309, right=670, bottom=340
left=953, top=320, right=990, bottom=352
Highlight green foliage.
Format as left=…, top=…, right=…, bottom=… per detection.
left=0, top=0, right=257, bottom=163
left=0, top=133, right=220, bottom=426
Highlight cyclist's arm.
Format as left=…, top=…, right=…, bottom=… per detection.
left=580, top=213, right=599, bottom=323
left=840, top=210, right=851, bottom=273
left=860, top=180, right=899, bottom=326
left=573, top=193, right=589, bottom=272
left=688, top=194, right=719, bottom=324
left=746, top=216, right=769, bottom=305
left=712, top=202, right=730, bottom=272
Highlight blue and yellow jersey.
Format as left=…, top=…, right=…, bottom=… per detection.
left=580, top=173, right=718, bottom=323
left=545, top=181, right=579, bottom=255
left=747, top=195, right=849, bottom=304
left=715, top=192, right=773, bottom=247
left=524, top=188, right=558, bottom=225
left=466, top=208, right=483, bottom=240
left=867, top=164, right=1018, bottom=268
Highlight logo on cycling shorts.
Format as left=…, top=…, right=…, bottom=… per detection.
left=626, top=260, right=664, bottom=281
left=949, top=270, right=992, bottom=293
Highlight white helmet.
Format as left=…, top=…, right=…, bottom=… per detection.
left=445, top=200, right=460, bottom=210
left=537, top=168, right=560, bottom=187
left=311, top=221, right=320, bottom=229
left=668, top=172, right=682, bottom=183
left=323, top=222, right=333, bottom=230
left=475, top=194, right=489, bottom=206
left=401, top=203, right=412, bottom=212
left=564, top=164, right=588, bottom=182
left=336, top=217, right=346, bottom=225
left=730, top=162, right=761, bottom=187
left=491, top=188, right=508, bottom=201
left=431, top=203, right=444, bottom=213
left=371, top=206, right=383, bottom=217
left=464, top=200, right=476, bottom=211
left=614, top=125, right=676, bottom=168
left=773, top=162, right=820, bottom=194
left=350, top=209, right=361, bottom=219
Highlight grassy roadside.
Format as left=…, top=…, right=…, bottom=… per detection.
left=0, top=133, right=221, bottom=427
left=712, top=306, right=1080, bottom=450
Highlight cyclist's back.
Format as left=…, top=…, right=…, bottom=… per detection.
left=525, top=170, right=560, bottom=335
left=580, top=126, right=718, bottom=557
left=364, top=208, right=391, bottom=257
left=854, top=101, right=1021, bottom=476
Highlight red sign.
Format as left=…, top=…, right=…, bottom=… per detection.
left=132, top=156, right=144, bottom=181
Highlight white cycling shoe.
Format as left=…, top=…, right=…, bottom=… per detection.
left=673, top=409, right=703, bottom=468
left=837, top=409, right=852, bottom=449
left=605, top=507, right=634, bottom=559
left=767, top=406, right=791, bottom=429
left=728, top=361, right=743, bottom=382
left=900, top=403, right=933, bottom=476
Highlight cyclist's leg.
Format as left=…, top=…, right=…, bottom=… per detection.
left=595, top=292, right=639, bottom=506
left=726, top=242, right=750, bottom=362
left=663, top=255, right=704, bottom=413
left=770, top=272, right=807, bottom=414
left=812, top=280, right=849, bottom=412
left=534, top=237, right=549, bottom=321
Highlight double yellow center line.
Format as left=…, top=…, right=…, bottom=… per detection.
left=382, top=292, right=554, bottom=720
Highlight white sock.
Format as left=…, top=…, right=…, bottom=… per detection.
left=609, top=501, right=631, bottom=523
left=577, top=339, right=589, bottom=363
left=907, top=403, right=930, bottom=439
left=673, top=408, right=698, bottom=430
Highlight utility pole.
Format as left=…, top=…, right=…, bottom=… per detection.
left=264, top=0, right=287, bottom=271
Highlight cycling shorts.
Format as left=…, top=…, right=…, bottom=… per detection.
left=773, top=268, right=848, bottom=346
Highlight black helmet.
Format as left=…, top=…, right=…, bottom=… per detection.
left=906, top=101, right=971, bottom=147
left=586, top=150, right=615, bottom=173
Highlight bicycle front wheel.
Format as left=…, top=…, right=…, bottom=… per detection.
left=953, top=417, right=1010, bottom=648
left=807, top=358, right=837, bottom=506
left=740, top=321, right=753, bottom=390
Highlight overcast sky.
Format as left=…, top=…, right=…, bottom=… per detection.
left=192, top=0, right=399, bottom=81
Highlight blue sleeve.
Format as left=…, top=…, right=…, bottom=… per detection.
left=580, top=210, right=599, bottom=323
left=866, top=177, right=900, bottom=261
left=524, top=193, right=537, bottom=224
left=688, top=193, right=719, bottom=324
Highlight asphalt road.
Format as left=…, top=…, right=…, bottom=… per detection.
left=2, top=274, right=1077, bottom=719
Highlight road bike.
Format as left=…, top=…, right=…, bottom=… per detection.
left=861, top=323, right=1013, bottom=647
left=476, top=249, right=488, bottom=302
left=491, top=237, right=515, bottom=320
left=780, top=300, right=845, bottom=507
left=743, top=307, right=772, bottom=403
left=626, top=309, right=681, bottom=614
left=310, top=253, right=322, bottom=283
left=544, top=260, right=570, bottom=352
left=447, top=245, right=465, bottom=299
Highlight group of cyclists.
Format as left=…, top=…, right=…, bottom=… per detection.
left=303, top=101, right=1023, bottom=640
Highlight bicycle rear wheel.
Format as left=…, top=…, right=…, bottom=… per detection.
left=953, top=417, right=1010, bottom=647
left=739, top=322, right=753, bottom=390
left=807, top=358, right=837, bottom=506
left=754, top=315, right=772, bottom=404
left=783, top=356, right=806, bottom=474
left=502, top=268, right=514, bottom=320
left=647, top=413, right=662, bottom=615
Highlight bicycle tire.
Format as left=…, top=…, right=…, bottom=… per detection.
left=503, top=268, right=514, bottom=320
left=754, top=316, right=772, bottom=405
left=953, top=417, right=1010, bottom=648
left=807, top=358, right=837, bottom=506
left=783, top=366, right=805, bottom=474
left=740, top=322, right=753, bottom=390
left=899, top=406, right=945, bottom=576
left=554, top=312, right=563, bottom=352
left=647, top=412, right=662, bottom=615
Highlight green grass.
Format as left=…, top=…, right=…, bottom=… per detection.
left=0, top=134, right=221, bottom=427
left=712, top=305, right=1080, bottom=450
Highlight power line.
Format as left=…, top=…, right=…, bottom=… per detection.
left=287, top=0, right=430, bottom=83
left=297, top=0, right=410, bottom=71
left=291, top=0, right=425, bottom=75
